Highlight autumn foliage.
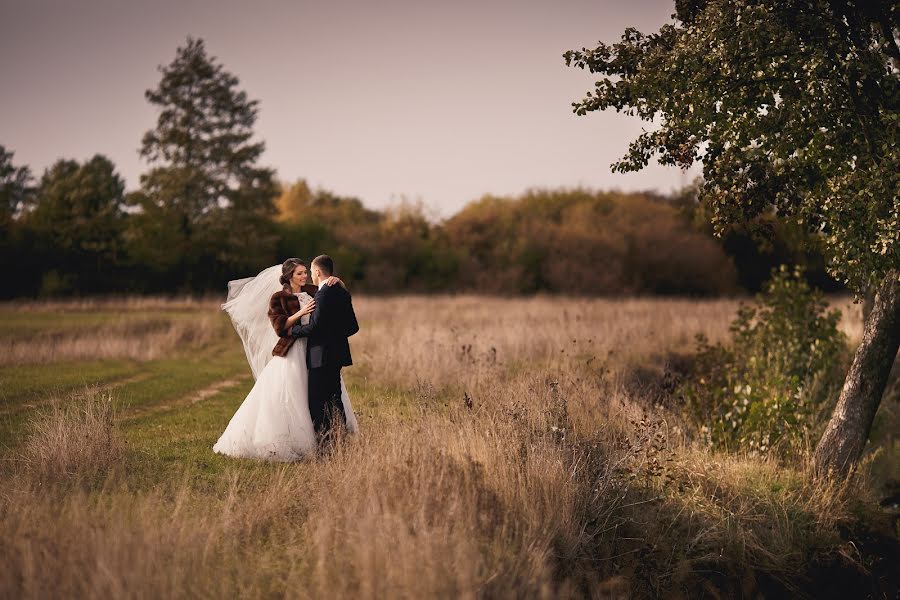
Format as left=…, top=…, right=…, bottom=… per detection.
left=270, top=183, right=740, bottom=295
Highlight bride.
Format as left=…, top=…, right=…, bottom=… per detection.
left=213, top=258, right=359, bottom=461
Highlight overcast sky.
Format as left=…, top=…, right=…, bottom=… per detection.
left=1, top=0, right=699, bottom=217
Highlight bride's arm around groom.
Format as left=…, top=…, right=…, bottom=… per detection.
left=289, top=258, right=359, bottom=352
left=289, top=279, right=359, bottom=353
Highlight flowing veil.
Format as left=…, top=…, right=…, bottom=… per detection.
left=222, top=265, right=283, bottom=379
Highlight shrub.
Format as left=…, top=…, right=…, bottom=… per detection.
left=680, top=265, right=847, bottom=456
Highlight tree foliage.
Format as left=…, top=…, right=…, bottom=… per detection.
left=681, top=266, right=847, bottom=455
left=134, top=37, right=277, bottom=286
left=29, top=156, right=126, bottom=257
left=274, top=179, right=381, bottom=227
left=0, top=145, right=33, bottom=225
left=445, top=188, right=739, bottom=294
left=565, top=0, right=899, bottom=293
left=674, top=179, right=842, bottom=291
left=139, top=37, right=275, bottom=218
left=17, top=155, right=126, bottom=293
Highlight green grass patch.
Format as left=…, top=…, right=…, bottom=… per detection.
left=0, top=359, right=140, bottom=406
left=122, top=382, right=258, bottom=488
left=115, top=346, right=248, bottom=416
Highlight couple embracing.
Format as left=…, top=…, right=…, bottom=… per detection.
left=213, top=255, right=360, bottom=461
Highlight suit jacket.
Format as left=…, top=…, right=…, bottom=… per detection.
left=268, top=284, right=319, bottom=357
left=291, top=282, right=359, bottom=369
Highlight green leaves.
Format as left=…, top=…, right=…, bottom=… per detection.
left=680, top=265, right=847, bottom=455
left=139, top=36, right=275, bottom=220
left=137, top=37, right=278, bottom=279
left=29, top=155, right=125, bottom=258
left=0, top=145, right=34, bottom=223
left=566, top=0, right=900, bottom=294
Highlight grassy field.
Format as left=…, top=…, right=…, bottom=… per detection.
left=0, top=295, right=896, bottom=599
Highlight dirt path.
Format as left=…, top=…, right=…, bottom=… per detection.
left=121, top=377, right=244, bottom=421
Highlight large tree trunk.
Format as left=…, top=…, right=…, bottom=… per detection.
left=813, top=270, right=900, bottom=477
left=862, top=285, right=876, bottom=325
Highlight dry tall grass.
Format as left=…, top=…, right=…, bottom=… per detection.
left=19, top=385, right=125, bottom=480
left=0, top=313, right=220, bottom=365
left=353, top=295, right=742, bottom=390
left=0, top=296, right=221, bottom=312
left=353, top=294, right=864, bottom=389
left=0, top=294, right=892, bottom=599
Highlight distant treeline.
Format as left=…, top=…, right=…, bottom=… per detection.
left=0, top=38, right=842, bottom=299
left=0, top=149, right=839, bottom=298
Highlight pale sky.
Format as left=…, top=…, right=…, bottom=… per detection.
left=0, top=0, right=699, bottom=217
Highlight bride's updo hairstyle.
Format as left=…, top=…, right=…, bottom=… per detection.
left=279, top=258, right=306, bottom=290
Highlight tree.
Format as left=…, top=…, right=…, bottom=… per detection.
left=565, top=0, right=899, bottom=476
left=28, top=155, right=126, bottom=293
left=274, top=179, right=315, bottom=222
left=0, top=146, right=37, bottom=297
left=137, top=36, right=277, bottom=287
left=274, top=179, right=381, bottom=226
left=673, top=179, right=843, bottom=293
left=0, top=145, right=34, bottom=224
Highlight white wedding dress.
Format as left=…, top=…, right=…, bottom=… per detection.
left=213, top=272, right=359, bottom=461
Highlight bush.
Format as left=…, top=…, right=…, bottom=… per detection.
left=680, top=265, right=847, bottom=456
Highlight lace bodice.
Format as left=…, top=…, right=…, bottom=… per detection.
left=294, top=291, right=312, bottom=326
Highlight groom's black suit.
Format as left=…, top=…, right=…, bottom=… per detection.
left=290, top=282, right=359, bottom=437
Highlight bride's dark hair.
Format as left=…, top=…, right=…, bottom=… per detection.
left=279, top=258, right=306, bottom=290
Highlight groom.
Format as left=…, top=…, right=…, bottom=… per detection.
left=290, top=255, right=359, bottom=442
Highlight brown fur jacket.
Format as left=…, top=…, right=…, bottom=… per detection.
left=268, top=284, right=319, bottom=357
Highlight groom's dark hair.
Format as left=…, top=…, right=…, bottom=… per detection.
left=312, top=254, right=334, bottom=276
